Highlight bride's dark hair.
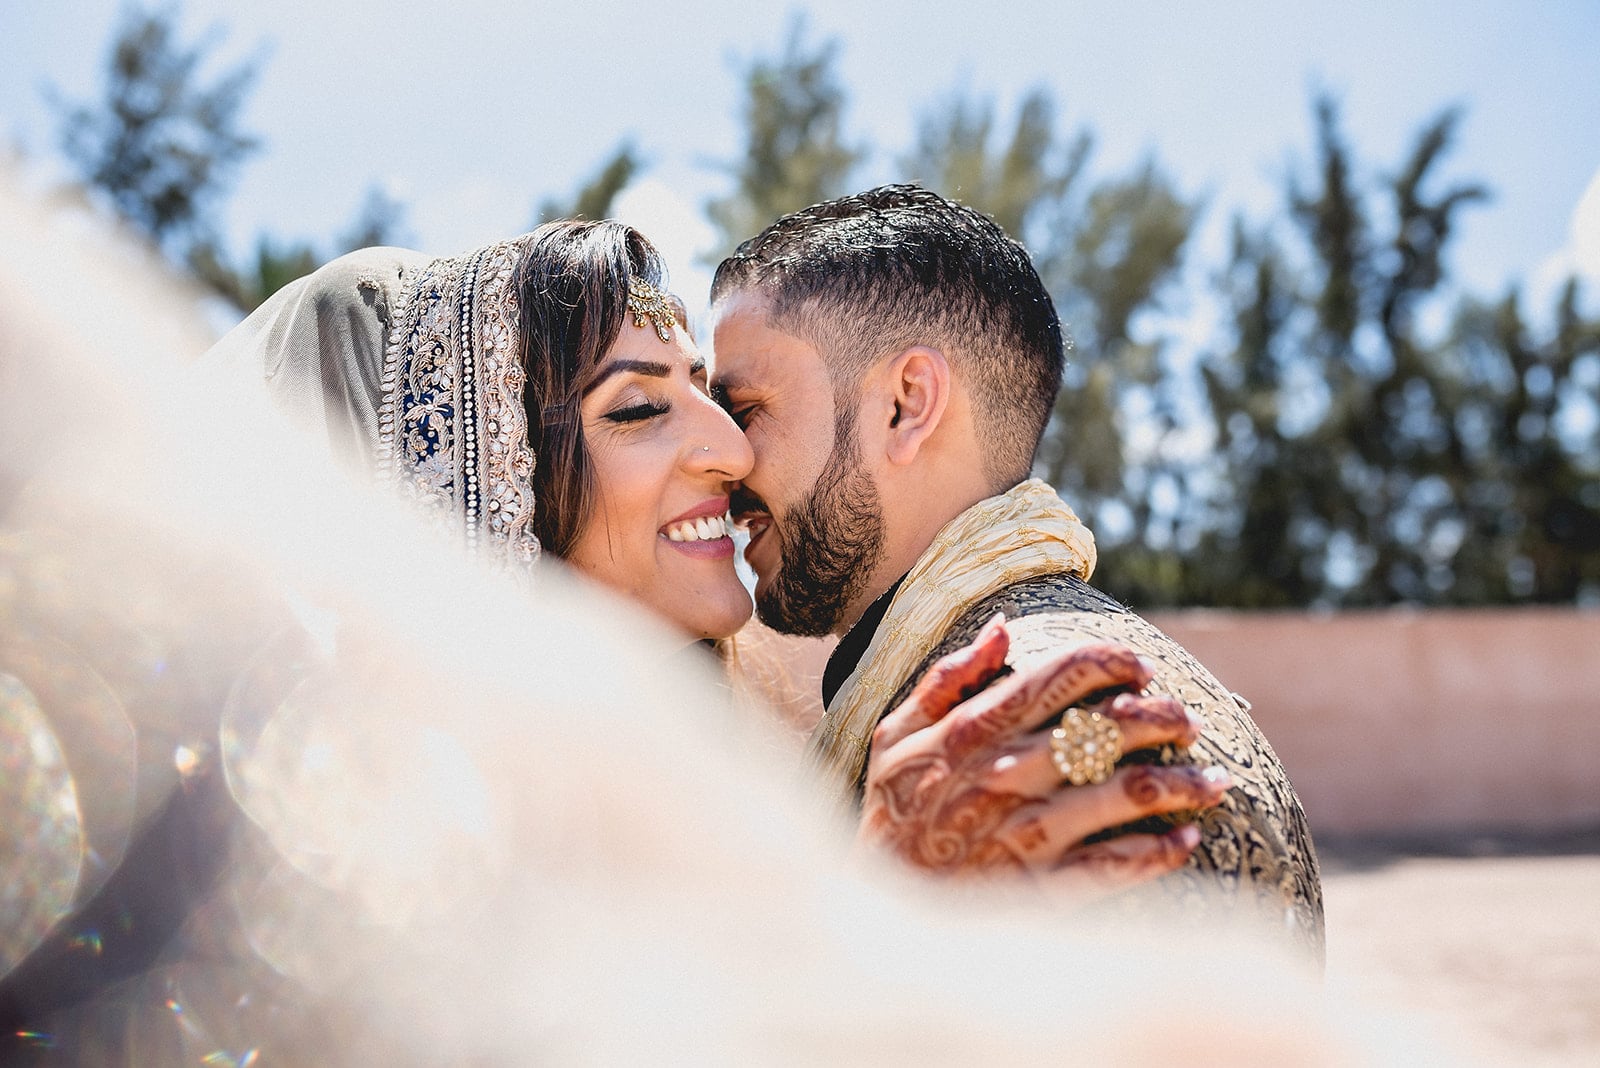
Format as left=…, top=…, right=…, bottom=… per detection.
left=514, top=219, right=683, bottom=558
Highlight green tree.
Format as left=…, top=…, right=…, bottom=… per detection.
left=1192, top=220, right=1337, bottom=607
left=898, top=86, right=1090, bottom=240
left=189, top=235, right=317, bottom=312
left=1294, top=100, right=1490, bottom=605
left=896, top=86, right=1198, bottom=605
left=1044, top=160, right=1198, bottom=548
left=190, top=186, right=410, bottom=312
left=52, top=5, right=259, bottom=261
left=535, top=141, right=643, bottom=224
left=704, top=17, right=862, bottom=259
left=1186, top=97, right=1600, bottom=609
left=1442, top=282, right=1600, bottom=603
left=54, top=7, right=423, bottom=314
left=338, top=185, right=411, bottom=252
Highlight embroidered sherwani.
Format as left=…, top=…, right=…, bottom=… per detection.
left=810, top=482, right=1325, bottom=958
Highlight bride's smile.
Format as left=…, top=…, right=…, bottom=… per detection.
left=563, top=313, right=755, bottom=640
left=661, top=499, right=735, bottom=555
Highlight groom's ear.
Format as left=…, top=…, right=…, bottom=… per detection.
left=878, top=345, right=950, bottom=467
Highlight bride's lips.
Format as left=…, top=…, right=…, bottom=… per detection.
left=659, top=497, right=735, bottom=560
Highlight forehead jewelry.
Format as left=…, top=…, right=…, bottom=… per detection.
left=627, top=279, right=676, bottom=343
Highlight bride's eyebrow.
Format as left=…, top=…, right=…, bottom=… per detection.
left=582, top=353, right=706, bottom=396
left=581, top=359, right=670, bottom=395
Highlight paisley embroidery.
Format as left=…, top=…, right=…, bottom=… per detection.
left=870, top=573, right=1326, bottom=960
left=376, top=237, right=541, bottom=566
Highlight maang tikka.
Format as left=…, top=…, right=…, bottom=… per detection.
left=626, top=279, right=676, bottom=343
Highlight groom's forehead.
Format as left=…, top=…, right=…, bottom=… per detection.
left=708, top=295, right=822, bottom=390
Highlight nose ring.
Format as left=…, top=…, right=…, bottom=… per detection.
left=701, top=445, right=711, bottom=452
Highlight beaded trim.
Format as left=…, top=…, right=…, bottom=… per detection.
left=376, top=235, right=541, bottom=566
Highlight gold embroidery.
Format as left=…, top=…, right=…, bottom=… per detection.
left=376, top=235, right=542, bottom=566
left=898, top=581, right=1326, bottom=959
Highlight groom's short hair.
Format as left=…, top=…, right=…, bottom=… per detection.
left=711, top=184, right=1063, bottom=485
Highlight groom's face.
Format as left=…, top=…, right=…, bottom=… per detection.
left=711, top=290, right=885, bottom=637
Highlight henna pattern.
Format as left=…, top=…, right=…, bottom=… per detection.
left=1117, top=765, right=1230, bottom=811
left=1009, top=816, right=1050, bottom=855
left=867, top=573, right=1326, bottom=959
left=862, top=756, right=1032, bottom=875
left=873, top=617, right=1008, bottom=753
left=1058, top=826, right=1198, bottom=888
left=861, top=616, right=1230, bottom=886
left=1120, top=765, right=1166, bottom=806
left=1099, top=693, right=1195, bottom=744
left=942, top=684, right=1031, bottom=763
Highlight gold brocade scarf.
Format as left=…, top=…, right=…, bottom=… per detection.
left=806, top=479, right=1096, bottom=805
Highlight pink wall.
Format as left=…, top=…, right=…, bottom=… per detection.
left=1147, top=607, right=1600, bottom=837
left=750, top=608, right=1600, bottom=839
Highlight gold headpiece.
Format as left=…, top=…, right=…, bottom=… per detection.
left=626, top=279, right=676, bottom=343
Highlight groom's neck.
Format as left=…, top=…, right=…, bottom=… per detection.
left=830, top=481, right=999, bottom=636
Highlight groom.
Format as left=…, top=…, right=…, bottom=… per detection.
left=711, top=185, right=1323, bottom=952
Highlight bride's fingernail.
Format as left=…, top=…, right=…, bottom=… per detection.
left=1200, top=765, right=1232, bottom=791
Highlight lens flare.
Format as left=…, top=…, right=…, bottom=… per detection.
left=0, top=673, right=84, bottom=979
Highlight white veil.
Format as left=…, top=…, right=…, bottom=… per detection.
left=0, top=176, right=1419, bottom=1063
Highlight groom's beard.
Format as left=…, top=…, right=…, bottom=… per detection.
left=753, top=408, right=885, bottom=638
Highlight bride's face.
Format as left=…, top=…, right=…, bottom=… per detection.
left=563, top=319, right=755, bottom=640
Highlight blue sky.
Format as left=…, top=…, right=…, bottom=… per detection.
left=8, top=1, right=1599, bottom=321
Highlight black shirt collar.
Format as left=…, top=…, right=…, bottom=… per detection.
left=821, top=574, right=907, bottom=709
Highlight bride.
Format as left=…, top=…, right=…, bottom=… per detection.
left=205, top=218, right=1220, bottom=890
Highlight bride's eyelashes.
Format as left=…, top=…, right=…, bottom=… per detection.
left=603, top=398, right=671, bottom=424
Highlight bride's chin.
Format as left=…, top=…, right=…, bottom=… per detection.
left=684, top=588, right=755, bottom=643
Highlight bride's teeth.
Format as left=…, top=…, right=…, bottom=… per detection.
left=665, top=515, right=730, bottom=542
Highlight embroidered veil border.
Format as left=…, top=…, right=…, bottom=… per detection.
left=376, top=236, right=542, bottom=566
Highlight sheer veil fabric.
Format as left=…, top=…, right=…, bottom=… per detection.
left=0, top=187, right=1416, bottom=1062
left=205, top=237, right=543, bottom=567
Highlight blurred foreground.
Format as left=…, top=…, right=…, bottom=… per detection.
left=754, top=632, right=1600, bottom=1065
left=0, top=174, right=1556, bottom=1064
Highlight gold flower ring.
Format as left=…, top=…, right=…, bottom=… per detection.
left=1048, top=707, right=1123, bottom=786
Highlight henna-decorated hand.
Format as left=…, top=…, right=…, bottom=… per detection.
left=857, top=614, right=1229, bottom=904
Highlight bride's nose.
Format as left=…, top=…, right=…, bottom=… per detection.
left=686, top=397, right=753, bottom=481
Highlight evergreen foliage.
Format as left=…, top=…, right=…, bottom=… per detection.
left=704, top=18, right=863, bottom=261
left=52, top=7, right=259, bottom=258
left=52, top=11, right=1600, bottom=606
left=536, top=142, right=643, bottom=225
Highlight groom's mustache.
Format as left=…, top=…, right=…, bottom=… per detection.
left=729, top=487, right=771, bottom=524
